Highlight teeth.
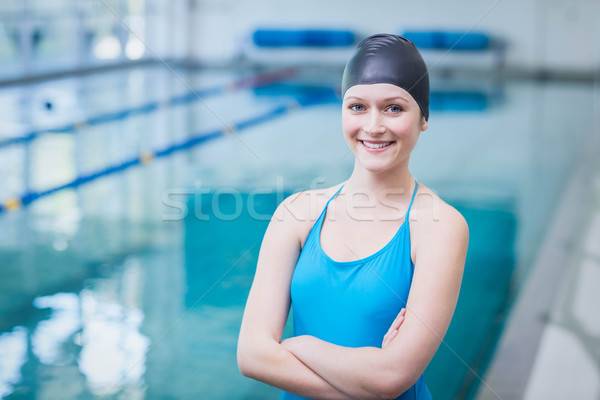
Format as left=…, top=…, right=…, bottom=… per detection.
left=362, top=141, right=393, bottom=149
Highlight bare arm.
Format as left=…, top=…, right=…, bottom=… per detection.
left=237, top=192, right=353, bottom=400
left=281, top=205, right=469, bottom=399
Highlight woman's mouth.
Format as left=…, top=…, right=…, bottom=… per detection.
left=359, top=140, right=394, bottom=151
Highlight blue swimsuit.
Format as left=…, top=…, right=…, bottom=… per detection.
left=282, top=178, right=432, bottom=400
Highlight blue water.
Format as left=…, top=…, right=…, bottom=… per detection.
left=0, top=65, right=595, bottom=399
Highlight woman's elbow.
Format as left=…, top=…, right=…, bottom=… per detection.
left=237, top=340, right=261, bottom=378
left=237, top=336, right=280, bottom=379
left=237, top=350, right=251, bottom=378
left=378, top=384, right=411, bottom=400
left=374, top=368, right=419, bottom=400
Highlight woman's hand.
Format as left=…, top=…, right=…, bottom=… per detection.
left=382, top=308, right=406, bottom=348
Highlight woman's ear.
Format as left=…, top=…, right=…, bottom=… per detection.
left=421, top=116, right=429, bottom=132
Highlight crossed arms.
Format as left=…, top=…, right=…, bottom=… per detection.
left=237, top=193, right=468, bottom=400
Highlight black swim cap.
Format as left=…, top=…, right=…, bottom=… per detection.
left=342, top=34, right=430, bottom=120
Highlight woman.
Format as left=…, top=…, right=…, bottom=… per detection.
left=237, top=33, right=468, bottom=400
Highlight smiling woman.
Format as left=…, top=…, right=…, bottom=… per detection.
left=237, top=33, right=468, bottom=400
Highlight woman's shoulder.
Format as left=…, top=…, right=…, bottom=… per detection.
left=410, top=182, right=469, bottom=273
left=272, top=182, right=346, bottom=241
left=412, top=182, right=469, bottom=237
left=277, top=182, right=344, bottom=217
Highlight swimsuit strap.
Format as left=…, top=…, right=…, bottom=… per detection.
left=325, top=184, right=345, bottom=208
left=404, top=178, right=418, bottom=225
left=315, top=183, right=345, bottom=222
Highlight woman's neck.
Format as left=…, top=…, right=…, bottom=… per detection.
left=341, top=161, right=415, bottom=207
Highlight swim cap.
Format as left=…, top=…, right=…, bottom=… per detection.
left=342, top=34, right=430, bottom=120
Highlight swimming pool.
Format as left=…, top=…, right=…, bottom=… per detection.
left=0, top=65, right=595, bottom=399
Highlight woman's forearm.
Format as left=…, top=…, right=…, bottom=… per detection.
left=238, top=338, right=355, bottom=400
left=282, top=336, right=412, bottom=400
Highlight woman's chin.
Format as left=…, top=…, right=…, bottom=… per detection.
left=357, top=159, right=396, bottom=175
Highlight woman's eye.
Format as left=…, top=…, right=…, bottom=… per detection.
left=349, top=104, right=365, bottom=112
left=387, top=105, right=402, bottom=113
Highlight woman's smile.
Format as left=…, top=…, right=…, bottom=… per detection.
left=359, top=139, right=395, bottom=151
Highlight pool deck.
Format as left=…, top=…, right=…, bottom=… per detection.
left=475, top=107, right=600, bottom=399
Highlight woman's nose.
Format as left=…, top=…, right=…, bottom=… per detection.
left=364, top=112, right=385, bottom=135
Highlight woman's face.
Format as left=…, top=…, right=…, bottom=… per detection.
left=342, top=83, right=428, bottom=175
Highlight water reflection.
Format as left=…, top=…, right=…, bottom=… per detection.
left=32, top=293, right=80, bottom=365
left=0, top=256, right=152, bottom=399
left=0, top=327, right=27, bottom=398
left=78, top=258, right=149, bottom=396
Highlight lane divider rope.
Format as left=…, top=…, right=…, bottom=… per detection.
left=0, top=67, right=298, bottom=149
left=0, top=91, right=334, bottom=214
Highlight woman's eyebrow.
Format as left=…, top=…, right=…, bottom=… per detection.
left=343, top=96, right=363, bottom=102
left=343, top=96, right=409, bottom=103
left=382, top=96, right=409, bottom=103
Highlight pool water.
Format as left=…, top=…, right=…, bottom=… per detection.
left=0, top=65, right=595, bottom=399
